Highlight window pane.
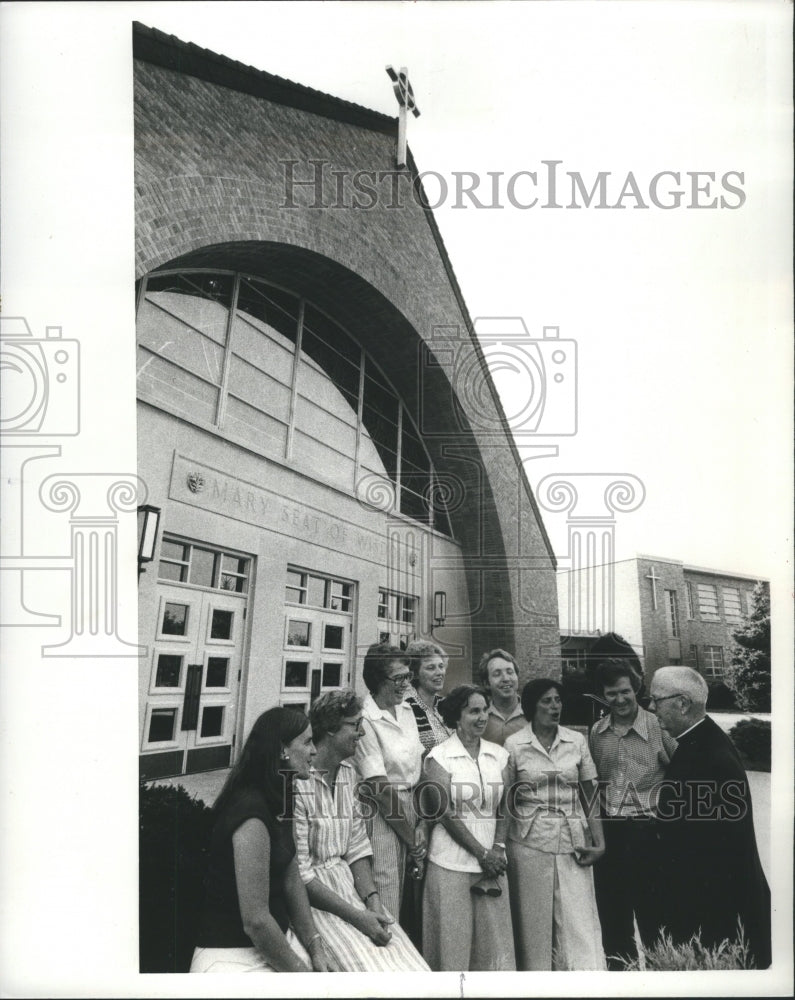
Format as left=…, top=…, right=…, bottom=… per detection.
left=697, top=584, right=720, bottom=622
left=322, top=662, right=342, bottom=687
left=237, top=278, right=300, bottom=345
left=723, top=588, right=743, bottom=623
left=307, top=576, right=326, bottom=608
left=158, top=561, right=186, bottom=583
left=324, top=625, right=344, bottom=650
left=206, top=657, right=229, bottom=687
left=327, top=581, right=351, bottom=612
left=161, top=539, right=188, bottom=561
left=148, top=709, right=177, bottom=743
left=210, top=609, right=233, bottom=640
left=285, top=661, right=309, bottom=687
left=222, top=554, right=248, bottom=576
left=162, top=602, right=188, bottom=636
left=155, top=654, right=182, bottom=687
left=190, top=547, right=216, bottom=587
left=146, top=271, right=234, bottom=312
left=285, top=587, right=304, bottom=604
left=200, top=706, right=224, bottom=738
left=219, top=572, right=246, bottom=594
left=287, top=621, right=311, bottom=646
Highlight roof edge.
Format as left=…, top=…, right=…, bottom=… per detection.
left=132, top=21, right=396, bottom=136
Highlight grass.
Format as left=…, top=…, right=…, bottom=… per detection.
left=619, top=926, right=755, bottom=971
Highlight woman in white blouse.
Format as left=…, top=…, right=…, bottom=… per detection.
left=421, top=685, right=516, bottom=971
left=293, top=690, right=428, bottom=971
left=352, top=643, right=427, bottom=923
left=505, top=678, right=606, bottom=971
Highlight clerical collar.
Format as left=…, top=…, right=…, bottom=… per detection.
left=677, top=717, right=707, bottom=740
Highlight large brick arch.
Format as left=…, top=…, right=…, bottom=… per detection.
left=134, top=37, right=560, bottom=676
left=139, top=239, right=527, bottom=655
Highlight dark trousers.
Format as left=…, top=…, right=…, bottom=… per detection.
left=593, top=816, right=665, bottom=969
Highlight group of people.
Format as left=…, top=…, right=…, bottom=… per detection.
left=189, top=637, right=771, bottom=974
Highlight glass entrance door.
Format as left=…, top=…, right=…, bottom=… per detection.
left=140, top=584, right=246, bottom=780
left=281, top=568, right=354, bottom=712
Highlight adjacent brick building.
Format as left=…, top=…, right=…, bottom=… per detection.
left=133, top=23, right=560, bottom=781
left=558, top=553, right=768, bottom=688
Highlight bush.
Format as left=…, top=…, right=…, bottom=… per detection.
left=139, top=783, right=215, bottom=973
left=621, top=927, right=754, bottom=971
left=706, top=681, right=737, bottom=711
left=729, top=718, right=771, bottom=771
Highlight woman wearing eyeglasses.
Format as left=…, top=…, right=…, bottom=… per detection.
left=353, top=643, right=427, bottom=924
left=293, top=689, right=428, bottom=971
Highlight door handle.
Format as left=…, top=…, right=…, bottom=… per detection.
left=182, top=664, right=202, bottom=730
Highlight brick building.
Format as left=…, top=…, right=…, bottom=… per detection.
left=133, top=24, right=560, bottom=781
left=558, top=553, right=768, bottom=688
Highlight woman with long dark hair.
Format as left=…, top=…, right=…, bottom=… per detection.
left=190, top=707, right=337, bottom=972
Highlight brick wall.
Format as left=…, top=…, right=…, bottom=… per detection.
left=133, top=51, right=559, bottom=680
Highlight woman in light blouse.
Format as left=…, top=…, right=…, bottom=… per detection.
left=505, top=678, right=606, bottom=971
left=352, top=643, right=427, bottom=923
left=421, top=685, right=516, bottom=971
left=293, top=689, right=428, bottom=971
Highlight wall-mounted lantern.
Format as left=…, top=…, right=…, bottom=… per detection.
left=137, top=504, right=161, bottom=581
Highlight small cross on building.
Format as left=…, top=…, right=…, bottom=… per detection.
left=645, top=567, right=660, bottom=611
left=386, top=65, right=420, bottom=168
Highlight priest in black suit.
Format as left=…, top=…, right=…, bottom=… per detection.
left=649, top=666, right=771, bottom=968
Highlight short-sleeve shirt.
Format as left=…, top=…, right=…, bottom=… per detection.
left=195, top=787, right=295, bottom=947
left=353, top=693, right=423, bottom=790
left=293, top=761, right=372, bottom=884
left=589, top=706, right=677, bottom=817
left=505, top=724, right=598, bottom=854
left=426, top=733, right=509, bottom=873
left=482, top=701, right=526, bottom=747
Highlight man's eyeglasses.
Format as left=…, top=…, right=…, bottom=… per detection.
left=387, top=672, right=412, bottom=686
left=649, top=693, right=682, bottom=705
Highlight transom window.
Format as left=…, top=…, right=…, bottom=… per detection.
left=286, top=569, right=353, bottom=612
left=159, top=537, right=250, bottom=593
left=377, top=588, right=417, bottom=648
left=137, top=269, right=452, bottom=535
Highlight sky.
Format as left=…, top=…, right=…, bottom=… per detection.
left=0, top=3, right=792, bottom=997
left=106, top=0, right=794, bottom=583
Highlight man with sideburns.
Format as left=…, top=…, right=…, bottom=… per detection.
left=589, top=650, right=676, bottom=968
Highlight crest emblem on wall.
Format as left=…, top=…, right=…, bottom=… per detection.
left=186, top=471, right=205, bottom=494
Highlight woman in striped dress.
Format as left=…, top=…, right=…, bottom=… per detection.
left=292, top=689, right=429, bottom=972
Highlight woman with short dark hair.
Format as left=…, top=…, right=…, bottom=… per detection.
left=292, top=689, right=428, bottom=971
left=352, top=643, right=427, bottom=924
left=420, top=684, right=516, bottom=971
left=191, top=708, right=337, bottom=973
left=505, top=679, right=605, bottom=970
